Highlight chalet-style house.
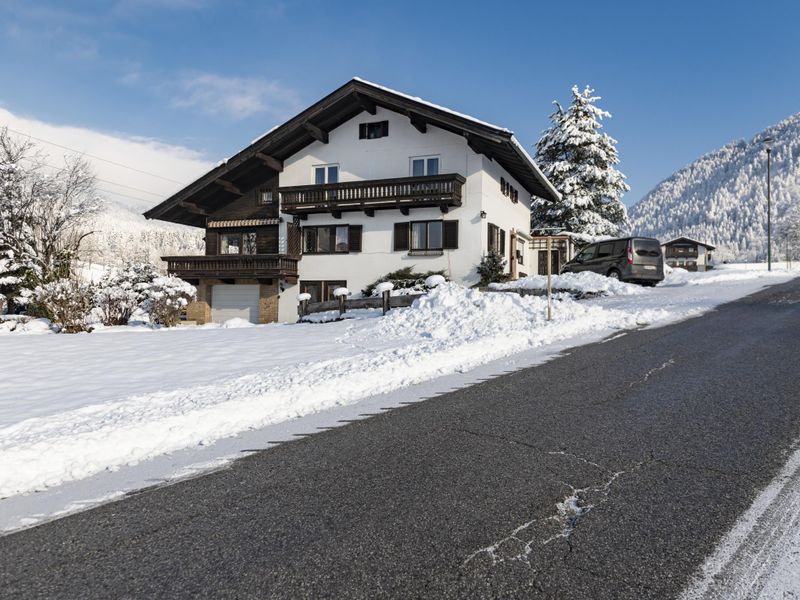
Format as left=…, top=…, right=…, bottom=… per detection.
left=661, top=237, right=716, bottom=271
left=144, top=78, right=560, bottom=323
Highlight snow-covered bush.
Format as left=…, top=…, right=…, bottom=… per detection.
left=362, top=267, right=447, bottom=296
left=144, top=275, right=196, bottom=327
left=92, top=263, right=160, bottom=326
left=32, top=278, right=92, bottom=333
left=425, top=274, right=446, bottom=289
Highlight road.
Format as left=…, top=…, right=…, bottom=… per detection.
left=2, top=278, right=800, bottom=599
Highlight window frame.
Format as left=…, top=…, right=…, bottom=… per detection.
left=313, top=163, right=340, bottom=185
left=359, top=120, right=389, bottom=140
left=218, top=230, right=258, bottom=255
left=303, top=224, right=362, bottom=255
left=409, top=155, right=441, bottom=177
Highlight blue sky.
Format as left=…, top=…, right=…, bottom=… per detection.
left=1, top=0, right=798, bottom=205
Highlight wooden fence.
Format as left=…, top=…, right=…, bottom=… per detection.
left=298, top=293, right=424, bottom=320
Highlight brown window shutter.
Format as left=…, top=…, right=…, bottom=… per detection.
left=500, top=228, right=506, bottom=256
left=205, top=230, right=218, bottom=255
left=443, top=220, right=458, bottom=250
left=348, top=225, right=363, bottom=252
left=487, top=223, right=497, bottom=254
left=393, top=222, right=409, bottom=251
left=359, top=123, right=367, bottom=139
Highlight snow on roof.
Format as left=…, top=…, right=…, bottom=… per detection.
left=661, top=236, right=717, bottom=249
left=352, top=77, right=513, bottom=134
left=509, top=136, right=562, bottom=201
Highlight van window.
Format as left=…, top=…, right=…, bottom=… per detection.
left=596, top=242, right=614, bottom=258
left=577, top=245, right=596, bottom=261
left=613, top=240, right=627, bottom=255
left=634, top=239, right=661, bottom=257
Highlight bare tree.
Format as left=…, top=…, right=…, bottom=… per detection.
left=0, top=128, right=102, bottom=305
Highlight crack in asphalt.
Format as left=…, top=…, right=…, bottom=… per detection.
left=461, top=440, right=655, bottom=569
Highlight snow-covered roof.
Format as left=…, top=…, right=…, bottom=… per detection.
left=661, top=236, right=717, bottom=250
left=145, top=78, right=560, bottom=225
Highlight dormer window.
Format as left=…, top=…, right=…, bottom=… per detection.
left=359, top=121, right=389, bottom=140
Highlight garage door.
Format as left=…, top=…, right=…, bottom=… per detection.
left=211, top=284, right=260, bottom=324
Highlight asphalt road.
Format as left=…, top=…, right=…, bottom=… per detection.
left=3, top=279, right=800, bottom=599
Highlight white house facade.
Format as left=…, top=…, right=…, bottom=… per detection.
left=145, top=79, right=560, bottom=324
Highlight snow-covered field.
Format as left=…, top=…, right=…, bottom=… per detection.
left=0, top=267, right=796, bottom=531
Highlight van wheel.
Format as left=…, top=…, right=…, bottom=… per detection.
left=607, top=269, right=621, bottom=280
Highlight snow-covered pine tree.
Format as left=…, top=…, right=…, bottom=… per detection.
left=532, top=86, right=630, bottom=236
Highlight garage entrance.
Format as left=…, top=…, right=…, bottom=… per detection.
left=211, top=284, right=260, bottom=323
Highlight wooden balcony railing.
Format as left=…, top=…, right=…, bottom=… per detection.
left=279, top=173, right=466, bottom=215
left=164, top=254, right=299, bottom=280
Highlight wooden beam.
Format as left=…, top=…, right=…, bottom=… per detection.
left=439, top=204, right=449, bottom=214
left=331, top=210, right=342, bottom=219
left=214, top=179, right=243, bottom=195
left=408, top=111, right=427, bottom=134
left=365, top=208, right=375, bottom=217
left=465, top=133, right=493, bottom=161
left=179, top=201, right=209, bottom=216
left=400, top=207, right=410, bottom=216
left=255, top=152, right=283, bottom=172
left=354, top=92, right=377, bottom=115
left=303, top=121, right=329, bottom=144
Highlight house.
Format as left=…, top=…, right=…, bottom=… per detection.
left=144, top=78, right=560, bottom=323
left=661, top=237, right=716, bottom=271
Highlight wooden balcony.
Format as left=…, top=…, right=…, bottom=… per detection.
left=164, top=254, right=299, bottom=281
left=279, top=173, right=466, bottom=216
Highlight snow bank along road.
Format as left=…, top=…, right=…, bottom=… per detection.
left=2, top=277, right=800, bottom=598
left=0, top=268, right=791, bottom=503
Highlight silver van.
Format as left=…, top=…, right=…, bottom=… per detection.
left=560, top=237, right=664, bottom=285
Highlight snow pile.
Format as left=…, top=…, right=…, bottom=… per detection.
left=222, top=318, right=256, bottom=329
left=490, top=271, right=646, bottom=297
left=374, top=281, right=395, bottom=294
left=424, top=274, right=446, bottom=288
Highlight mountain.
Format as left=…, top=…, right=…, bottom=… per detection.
left=81, top=199, right=204, bottom=270
left=629, top=113, right=800, bottom=261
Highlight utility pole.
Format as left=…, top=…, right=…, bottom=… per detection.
left=764, top=137, right=774, bottom=271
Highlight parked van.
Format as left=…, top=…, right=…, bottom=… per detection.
left=560, top=237, right=664, bottom=285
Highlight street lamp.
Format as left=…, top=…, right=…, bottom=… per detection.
left=763, top=137, right=774, bottom=271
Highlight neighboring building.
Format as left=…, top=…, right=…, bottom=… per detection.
left=144, top=78, right=559, bottom=323
left=529, top=232, right=580, bottom=276
left=661, top=237, right=716, bottom=271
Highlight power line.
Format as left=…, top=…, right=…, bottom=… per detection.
left=19, top=155, right=165, bottom=198
left=3, top=125, right=190, bottom=185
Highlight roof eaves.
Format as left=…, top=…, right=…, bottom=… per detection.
left=509, top=136, right=561, bottom=202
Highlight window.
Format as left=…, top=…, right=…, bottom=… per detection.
left=242, top=232, right=257, bottom=254
left=359, top=121, right=389, bottom=139
left=500, top=177, right=519, bottom=203
left=576, top=245, right=596, bottom=261
left=410, top=156, right=440, bottom=177
left=314, top=164, right=339, bottom=185
left=303, top=225, right=362, bottom=254
left=596, top=242, right=614, bottom=258
left=393, top=221, right=458, bottom=252
left=259, top=190, right=275, bottom=205
left=612, top=240, right=627, bottom=256
left=487, top=223, right=506, bottom=256
left=516, top=239, right=525, bottom=265
left=219, top=231, right=257, bottom=255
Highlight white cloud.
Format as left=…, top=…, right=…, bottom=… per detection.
left=0, top=107, right=213, bottom=213
left=170, top=72, right=301, bottom=121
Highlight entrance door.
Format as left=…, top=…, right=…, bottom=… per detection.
left=538, top=250, right=561, bottom=275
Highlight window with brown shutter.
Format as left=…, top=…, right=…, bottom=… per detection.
left=488, top=223, right=498, bottom=254
left=442, top=221, right=458, bottom=250
left=348, top=225, right=363, bottom=253
left=393, top=222, right=409, bottom=251
left=499, top=228, right=506, bottom=256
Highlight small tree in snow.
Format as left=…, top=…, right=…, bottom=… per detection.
left=144, top=276, right=196, bottom=326
left=532, top=86, right=630, bottom=236
left=32, top=278, right=93, bottom=333
left=477, top=252, right=509, bottom=286
left=0, top=128, right=102, bottom=309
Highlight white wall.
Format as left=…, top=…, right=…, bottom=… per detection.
left=276, top=107, right=534, bottom=321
